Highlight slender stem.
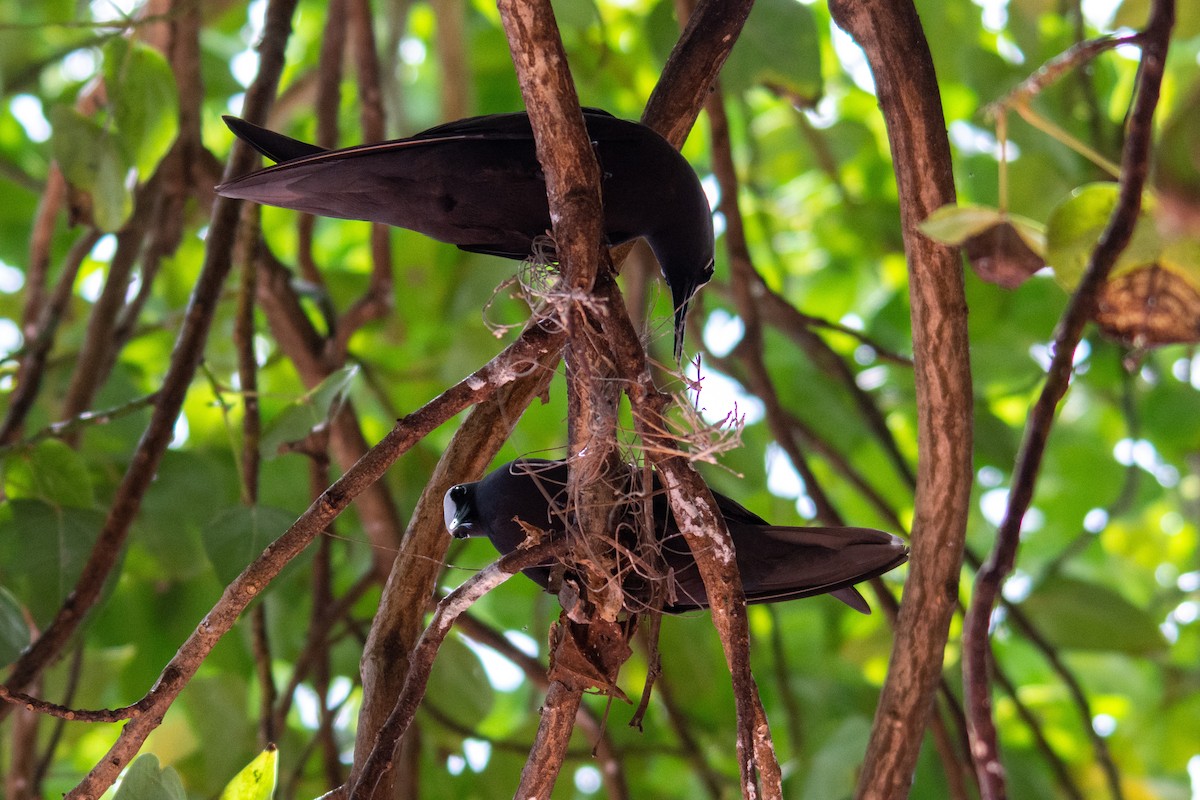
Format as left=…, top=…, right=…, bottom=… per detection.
left=962, top=4, right=1173, bottom=798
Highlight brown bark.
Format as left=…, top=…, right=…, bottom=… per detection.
left=824, top=3, right=975, bottom=799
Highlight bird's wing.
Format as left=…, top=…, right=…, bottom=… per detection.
left=220, top=108, right=640, bottom=184
left=710, top=490, right=772, bottom=526
left=216, top=132, right=482, bottom=192
left=223, top=116, right=325, bottom=163
left=409, top=111, right=537, bottom=140
left=456, top=243, right=542, bottom=259
left=216, top=125, right=550, bottom=244
left=739, top=526, right=908, bottom=611
left=412, top=108, right=619, bottom=140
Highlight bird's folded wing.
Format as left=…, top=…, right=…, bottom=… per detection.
left=216, top=133, right=481, bottom=195
left=223, top=116, right=325, bottom=163
left=412, top=107, right=620, bottom=140
left=709, top=490, right=772, bottom=527
left=746, top=526, right=909, bottom=602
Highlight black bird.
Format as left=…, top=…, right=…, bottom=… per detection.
left=216, top=110, right=715, bottom=359
left=443, top=459, right=908, bottom=614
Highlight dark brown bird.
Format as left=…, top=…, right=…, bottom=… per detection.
left=444, top=459, right=908, bottom=614
left=216, top=109, right=714, bottom=359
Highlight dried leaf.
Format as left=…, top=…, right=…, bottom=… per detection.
left=1094, top=264, right=1200, bottom=347
left=548, top=617, right=632, bottom=699
left=963, top=221, right=1047, bottom=289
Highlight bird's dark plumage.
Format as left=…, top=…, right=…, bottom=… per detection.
left=216, top=110, right=714, bottom=359
left=443, top=459, right=908, bottom=614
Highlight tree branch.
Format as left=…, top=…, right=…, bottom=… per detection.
left=347, top=537, right=572, bottom=800
left=962, top=3, right=1173, bottom=797
left=348, top=334, right=563, bottom=794
left=823, top=4, right=974, bottom=799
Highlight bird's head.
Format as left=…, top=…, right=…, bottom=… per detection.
left=443, top=482, right=481, bottom=538
left=648, top=182, right=715, bottom=361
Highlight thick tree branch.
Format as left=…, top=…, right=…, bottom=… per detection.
left=824, top=4, right=974, bottom=799
left=571, top=271, right=781, bottom=799
left=644, top=0, right=753, bottom=147
left=961, top=3, right=1173, bottom=798
left=352, top=1, right=760, bottom=793
left=495, top=4, right=630, bottom=797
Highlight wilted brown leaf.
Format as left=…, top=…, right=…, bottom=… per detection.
left=964, top=221, right=1046, bottom=289
left=1094, top=265, right=1200, bottom=347
left=547, top=616, right=633, bottom=699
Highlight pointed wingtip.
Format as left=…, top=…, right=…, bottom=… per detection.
left=831, top=587, right=872, bottom=614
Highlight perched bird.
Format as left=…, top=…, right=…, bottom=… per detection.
left=444, top=459, right=908, bottom=614
left=216, top=109, right=715, bottom=359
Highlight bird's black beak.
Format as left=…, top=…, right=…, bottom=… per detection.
left=670, top=260, right=713, bottom=362
left=672, top=298, right=691, bottom=363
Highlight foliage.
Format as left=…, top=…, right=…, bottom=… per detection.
left=0, top=0, right=1197, bottom=798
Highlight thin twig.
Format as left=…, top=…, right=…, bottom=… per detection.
left=990, top=653, right=1086, bottom=800
left=962, top=4, right=1173, bottom=798
left=59, top=179, right=157, bottom=434
left=333, top=0, right=394, bottom=359
left=0, top=229, right=102, bottom=446
left=0, top=393, right=160, bottom=455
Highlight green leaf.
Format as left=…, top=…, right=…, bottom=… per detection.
left=1156, top=91, right=1200, bottom=199
left=922, top=205, right=1045, bottom=250
left=260, top=365, right=359, bottom=457
left=0, top=586, right=31, bottom=668
left=114, top=754, right=187, bottom=800
left=219, top=746, right=278, bottom=800
left=426, top=635, right=495, bottom=728
left=0, top=499, right=104, bottom=625
left=1159, top=233, right=1200, bottom=290
left=1019, top=576, right=1167, bottom=656
left=201, top=505, right=297, bottom=585
left=1045, top=182, right=1160, bottom=290
left=103, top=38, right=179, bottom=176
left=800, top=716, right=873, bottom=800
left=2, top=439, right=96, bottom=508
left=723, top=0, right=822, bottom=101
left=920, top=203, right=1006, bottom=244
left=49, top=105, right=132, bottom=232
